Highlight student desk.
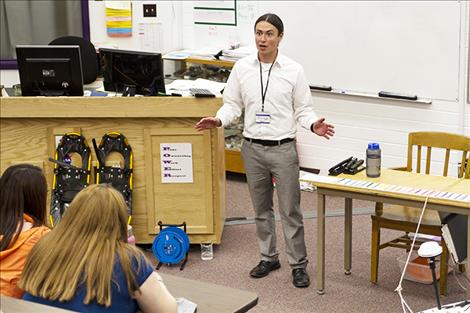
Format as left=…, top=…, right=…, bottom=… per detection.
left=0, top=275, right=258, bottom=313
left=1, top=296, right=75, bottom=313
left=301, top=169, right=470, bottom=295
left=161, top=273, right=258, bottom=313
left=0, top=96, right=226, bottom=245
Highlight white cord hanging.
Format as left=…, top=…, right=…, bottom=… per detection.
left=395, top=195, right=430, bottom=313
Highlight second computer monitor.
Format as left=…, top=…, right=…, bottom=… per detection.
left=99, top=48, right=166, bottom=96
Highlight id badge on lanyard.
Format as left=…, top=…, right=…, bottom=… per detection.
left=255, top=112, right=271, bottom=124
left=257, top=56, right=276, bottom=125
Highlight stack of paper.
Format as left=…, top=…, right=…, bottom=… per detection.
left=189, top=47, right=223, bottom=60
left=163, top=50, right=192, bottom=60
left=219, top=46, right=257, bottom=61
left=165, top=78, right=226, bottom=97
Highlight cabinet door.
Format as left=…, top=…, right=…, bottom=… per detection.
left=144, top=127, right=214, bottom=235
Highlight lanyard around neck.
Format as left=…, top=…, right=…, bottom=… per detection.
left=259, top=59, right=276, bottom=112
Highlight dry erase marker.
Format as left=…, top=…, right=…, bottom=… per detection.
left=309, top=85, right=332, bottom=91
left=378, top=91, right=418, bottom=101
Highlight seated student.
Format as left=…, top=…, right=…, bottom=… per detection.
left=0, top=164, right=50, bottom=298
left=20, top=184, right=177, bottom=313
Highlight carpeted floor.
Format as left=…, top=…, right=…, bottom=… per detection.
left=143, top=173, right=468, bottom=313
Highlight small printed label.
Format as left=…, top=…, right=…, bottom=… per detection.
left=255, top=112, right=271, bottom=124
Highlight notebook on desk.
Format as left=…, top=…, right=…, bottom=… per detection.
left=176, top=297, right=197, bottom=313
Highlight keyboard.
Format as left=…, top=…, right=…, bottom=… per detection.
left=189, top=88, right=216, bottom=98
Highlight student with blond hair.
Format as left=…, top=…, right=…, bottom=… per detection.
left=20, top=184, right=177, bottom=313
left=0, top=164, right=50, bottom=298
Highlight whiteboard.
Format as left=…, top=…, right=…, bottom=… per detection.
left=184, top=1, right=462, bottom=101
left=249, top=1, right=462, bottom=101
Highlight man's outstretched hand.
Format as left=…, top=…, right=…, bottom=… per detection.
left=312, top=118, right=335, bottom=139
left=195, top=117, right=222, bottom=131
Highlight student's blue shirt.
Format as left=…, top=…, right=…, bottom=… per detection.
left=23, top=255, right=154, bottom=313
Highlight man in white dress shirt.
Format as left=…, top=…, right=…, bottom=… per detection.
left=196, top=13, right=334, bottom=288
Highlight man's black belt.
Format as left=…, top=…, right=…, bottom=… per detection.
left=244, top=137, right=294, bottom=146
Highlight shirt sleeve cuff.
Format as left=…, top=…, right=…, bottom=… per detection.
left=215, top=113, right=227, bottom=128
left=305, top=117, right=318, bottom=132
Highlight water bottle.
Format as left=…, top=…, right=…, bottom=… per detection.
left=200, top=242, right=213, bottom=261
left=366, top=143, right=381, bottom=178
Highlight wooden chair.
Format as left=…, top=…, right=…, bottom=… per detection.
left=371, top=131, right=470, bottom=295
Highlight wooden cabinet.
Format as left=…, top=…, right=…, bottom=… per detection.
left=0, top=96, right=226, bottom=244
left=166, top=57, right=246, bottom=174
left=225, top=148, right=245, bottom=174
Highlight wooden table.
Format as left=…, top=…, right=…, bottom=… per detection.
left=301, top=169, right=470, bottom=295
left=0, top=296, right=76, bottom=313
left=160, top=273, right=258, bottom=313
left=0, top=275, right=258, bottom=313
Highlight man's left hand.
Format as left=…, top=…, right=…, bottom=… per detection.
left=311, top=118, right=335, bottom=139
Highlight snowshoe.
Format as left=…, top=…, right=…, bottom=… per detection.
left=50, top=132, right=92, bottom=226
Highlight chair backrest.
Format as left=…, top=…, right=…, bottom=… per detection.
left=406, top=132, right=470, bottom=178
left=49, top=36, right=99, bottom=84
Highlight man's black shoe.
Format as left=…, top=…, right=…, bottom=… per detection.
left=249, top=260, right=281, bottom=278
left=292, top=268, right=310, bottom=288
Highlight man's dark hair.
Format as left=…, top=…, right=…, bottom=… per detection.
left=254, top=13, right=284, bottom=35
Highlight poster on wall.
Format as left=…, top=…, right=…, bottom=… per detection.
left=138, top=23, right=163, bottom=52
left=160, top=143, right=194, bottom=183
left=105, top=1, right=132, bottom=37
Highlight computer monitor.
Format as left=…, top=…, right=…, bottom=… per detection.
left=99, top=48, right=166, bottom=96
left=16, top=45, right=84, bottom=96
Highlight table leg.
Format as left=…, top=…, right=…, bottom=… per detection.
left=344, top=198, right=352, bottom=275
left=316, top=193, right=326, bottom=295
left=467, top=215, right=470, bottom=299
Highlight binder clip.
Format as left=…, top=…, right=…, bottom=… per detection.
left=153, top=221, right=190, bottom=270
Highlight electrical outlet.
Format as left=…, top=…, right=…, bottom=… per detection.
left=143, top=4, right=157, bottom=18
